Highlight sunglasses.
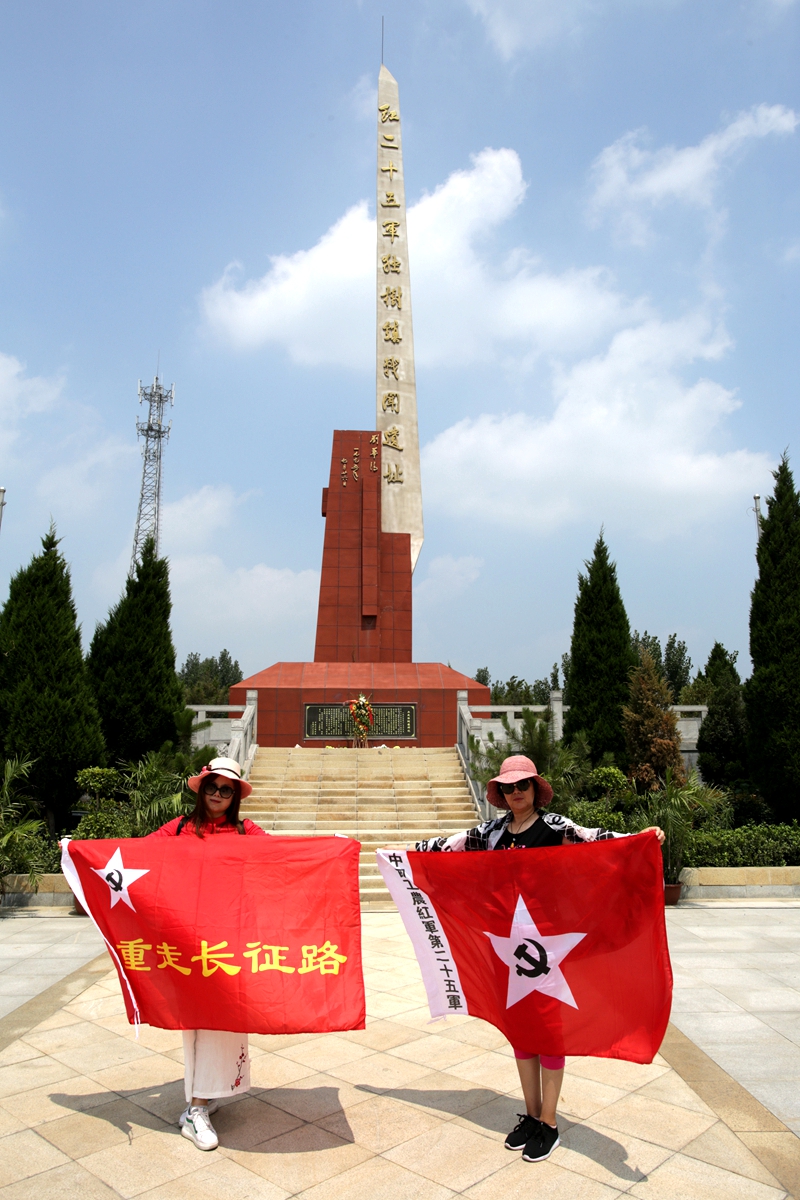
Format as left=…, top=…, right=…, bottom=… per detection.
left=202, top=780, right=235, bottom=800
left=498, top=777, right=534, bottom=795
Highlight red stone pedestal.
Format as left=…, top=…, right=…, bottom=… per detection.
left=230, top=662, right=490, bottom=748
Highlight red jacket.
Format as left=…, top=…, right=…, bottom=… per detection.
left=148, top=815, right=268, bottom=838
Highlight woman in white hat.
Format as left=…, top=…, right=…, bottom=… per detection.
left=415, top=753, right=664, bottom=1166
left=148, top=757, right=267, bottom=1150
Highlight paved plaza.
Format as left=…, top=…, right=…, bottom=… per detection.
left=0, top=912, right=104, bottom=1022
left=668, top=902, right=800, bottom=1137
left=0, top=906, right=798, bottom=1199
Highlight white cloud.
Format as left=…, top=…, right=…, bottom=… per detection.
left=169, top=554, right=319, bottom=672
left=349, top=74, right=378, bottom=121
left=415, top=555, right=483, bottom=608
left=202, top=148, right=641, bottom=368
left=159, top=485, right=318, bottom=669
left=37, top=437, right=138, bottom=518
left=590, top=105, right=799, bottom=244
left=203, top=203, right=372, bottom=366
left=0, top=351, right=63, bottom=452
left=463, top=0, right=591, bottom=56
left=462, top=0, right=683, bottom=57
left=162, top=485, right=245, bottom=555
left=422, top=310, right=772, bottom=536
left=464, top=0, right=798, bottom=57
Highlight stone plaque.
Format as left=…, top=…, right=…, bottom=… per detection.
left=305, top=703, right=416, bottom=740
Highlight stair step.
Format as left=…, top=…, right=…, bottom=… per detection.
left=242, top=745, right=479, bottom=895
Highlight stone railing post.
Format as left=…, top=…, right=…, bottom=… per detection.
left=549, top=689, right=564, bottom=742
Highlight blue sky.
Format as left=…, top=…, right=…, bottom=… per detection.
left=0, top=0, right=798, bottom=685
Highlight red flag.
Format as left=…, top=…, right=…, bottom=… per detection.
left=63, top=835, right=364, bottom=1034
left=378, top=834, right=671, bottom=1064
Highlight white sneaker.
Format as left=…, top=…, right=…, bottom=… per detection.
left=181, top=1105, right=218, bottom=1150
left=178, top=1100, right=218, bottom=1127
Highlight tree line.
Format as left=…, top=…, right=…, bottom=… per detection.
left=475, top=455, right=800, bottom=825
left=0, top=529, right=242, bottom=834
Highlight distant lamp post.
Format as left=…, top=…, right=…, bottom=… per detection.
left=753, top=494, right=763, bottom=544
left=0, top=487, right=6, bottom=536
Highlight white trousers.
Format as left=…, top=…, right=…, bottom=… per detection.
left=182, top=1030, right=251, bottom=1103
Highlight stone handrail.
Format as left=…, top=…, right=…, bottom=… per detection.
left=189, top=690, right=259, bottom=779
left=456, top=692, right=491, bottom=821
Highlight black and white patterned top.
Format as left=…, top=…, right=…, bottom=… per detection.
left=416, top=810, right=627, bottom=853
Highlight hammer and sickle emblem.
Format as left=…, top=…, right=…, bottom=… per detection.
left=105, top=869, right=123, bottom=893
left=514, top=938, right=550, bottom=978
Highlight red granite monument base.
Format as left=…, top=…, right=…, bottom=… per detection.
left=230, top=662, right=489, bottom=748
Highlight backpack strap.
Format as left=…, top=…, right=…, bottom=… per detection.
left=176, top=815, right=191, bottom=837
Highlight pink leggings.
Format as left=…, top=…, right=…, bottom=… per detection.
left=513, top=1048, right=565, bottom=1071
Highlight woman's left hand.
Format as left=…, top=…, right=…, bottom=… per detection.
left=642, top=826, right=665, bottom=845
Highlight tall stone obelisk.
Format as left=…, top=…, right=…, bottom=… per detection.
left=375, top=65, right=424, bottom=572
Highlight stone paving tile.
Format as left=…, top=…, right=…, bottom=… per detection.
left=554, top=1119, right=672, bottom=1189
left=261, top=1072, right=378, bottom=1122
left=225, top=1123, right=372, bottom=1193
left=681, top=1121, right=784, bottom=1186
left=274, top=1033, right=377, bottom=1072
left=36, top=1098, right=170, bottom=1157
left=316, top=1092, right=444, bottom=1152
left=0, top=1161, right=120, bottom=1199
left=78, top=1129, right=204, bottom=1197
left=0, top=1040, right=41, bottom=1066
left=209, top=1096, right=303, bottom=1150
left=293, top=1154, right=455, bottom=1200
left=635, top=1069, right=716, bottom=1115
left=134, top=1157, right=290, bottom=1199
left=587, top=1092, right=717, bottom=1150
left=462, top=1156, right=625, bottom=1198
left=336, top=1018, right=425, bottom=1051
left=0, top=1128, right=71, bottom=1187
left=0, top=1055, right=77, bottom=1099
left=386, top=1031, right=485, bottom=1071
left=556, top=1072, right=630, bottom=1121
left=382, top=1121, right=510, bottom=1191
left=627, top=1151, right=787, bottom=1199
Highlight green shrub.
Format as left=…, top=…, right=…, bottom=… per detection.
left=71, top=808, right=135, bottom=841
left=684, top=824, right=800, bottom=867
left=2, top=830, right=61, bottom=875
left=586, top=766, right=629, bottom=803
left=566, top=801, right=628, bottom=833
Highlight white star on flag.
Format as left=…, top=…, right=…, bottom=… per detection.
left=484, top=894, right=586, bottom=1010
left=92, top=847, right=149, bottom=911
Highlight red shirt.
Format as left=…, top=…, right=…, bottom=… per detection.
left=148, top=816, right=268, bottom=838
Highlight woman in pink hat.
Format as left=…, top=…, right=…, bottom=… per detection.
left=148, top=757, right=268, bottom=1151
left=416, top=753, right=664, bottom=1165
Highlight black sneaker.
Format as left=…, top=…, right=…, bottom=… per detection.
left=504, top=1113, right=541, bottom=1151
left=522, top=1121, right=560, bottom=1162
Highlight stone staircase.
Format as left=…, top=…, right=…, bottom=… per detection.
left=239, top=746, right=480, bottom=906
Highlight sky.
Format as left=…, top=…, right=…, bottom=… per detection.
left=0, top=0, right=798, bottom=686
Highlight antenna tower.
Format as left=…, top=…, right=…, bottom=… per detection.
left=130, top=375, right=174, bottom=574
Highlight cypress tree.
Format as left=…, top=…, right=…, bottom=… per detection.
left=696, top=643, right=748, bottom=790
left=744, top=456, right=800, bottom=821
left=563, top=533, right=636, bottom=763
left=623, top=650, right=686, bottom=788
left=88, top=537, right=182, bottom=763
left=0, top=528, right=106, bottom=828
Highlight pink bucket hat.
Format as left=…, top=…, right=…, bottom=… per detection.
left=486, top=754, right=553, bottom=811
left=188, top=757, right=253, bottom=800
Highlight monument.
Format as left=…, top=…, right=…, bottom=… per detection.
left=231, top=67, right=490, bottom=745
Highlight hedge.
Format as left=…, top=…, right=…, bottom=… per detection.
left=684, top=824, right=800, bottom=867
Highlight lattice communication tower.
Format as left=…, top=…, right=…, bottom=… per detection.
left=130, top=376, right=174, bottom=575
